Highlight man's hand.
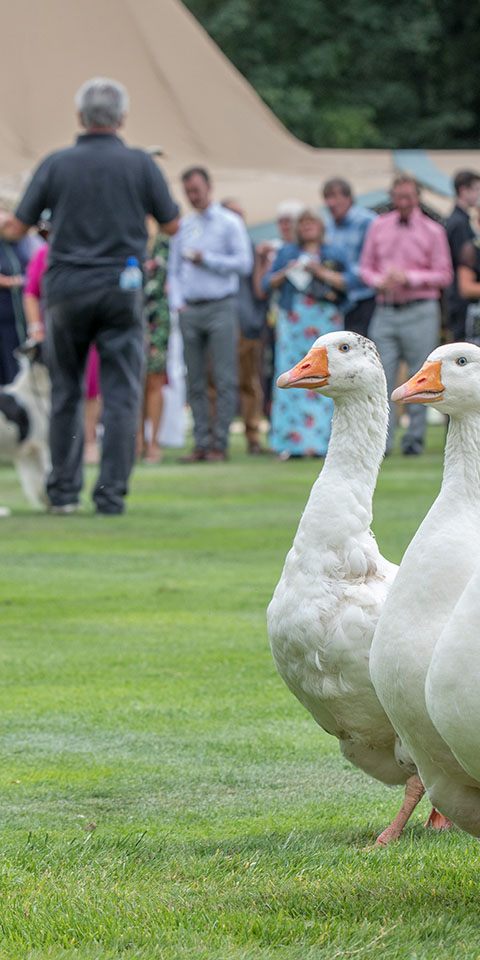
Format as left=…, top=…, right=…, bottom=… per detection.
left=378, top=268, right=408, bottom=292
left=379, top=268, right=409, bottom=291
left=27, top=323, right=45, bottom=343
left=183, top=249, right=203, bottom=265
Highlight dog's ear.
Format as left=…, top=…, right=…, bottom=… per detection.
left=15, top=339, right=45, bottom=364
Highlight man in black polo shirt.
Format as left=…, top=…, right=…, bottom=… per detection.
left=3, top=77, right=179, bottom=515
left=446, top=169, right=480, bottom=341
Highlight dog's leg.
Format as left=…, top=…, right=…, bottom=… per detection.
left=15, top=447, right=48, bottom=508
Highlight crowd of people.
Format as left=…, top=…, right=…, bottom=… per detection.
left=0, top=74, right=478, bottom=514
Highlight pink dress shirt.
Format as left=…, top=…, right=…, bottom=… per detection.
left=360, top=207, right=453, bottom=305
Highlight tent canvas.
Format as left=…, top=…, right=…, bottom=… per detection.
left=0, top=0, right=473, bottom=225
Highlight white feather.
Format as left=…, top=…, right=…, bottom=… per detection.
left=370, top=341, right=480, bottom=835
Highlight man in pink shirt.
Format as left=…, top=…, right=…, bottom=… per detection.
left=360, top=174, right=453, bottom=455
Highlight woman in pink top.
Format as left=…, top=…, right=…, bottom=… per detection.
left=24, top=242, right=102, bottom=464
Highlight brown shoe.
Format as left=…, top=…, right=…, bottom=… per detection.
left=177, top=449, right=208, bottom=463
left=247, top=442, right=270, bottom=455
left=206, top=449, right=228, bottom=462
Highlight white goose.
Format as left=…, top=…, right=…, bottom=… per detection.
left=370, top=342, right=480, bottom=836
left=426, top=562, right=480, bottom=786
left=268, top=330, right=444, bottom=844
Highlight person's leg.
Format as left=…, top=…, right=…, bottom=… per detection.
left=207, top=298, right=238, bottom=454
left=401, top=301, right=441, bottom=454
left=143, top=372, right=165, bottom=462
left=93, top=289, right=145, bottom=514
left=84, top=397, right=102, bottom=464
left=84, top=345, right=101, bottom=465
left=45, top=295, right=93, bottom=508
left=238, top=334, right=263, bottom=450
left=0, top=315, right=20, bottom=386
left=179, top=305, right=210, bottom=454
left=369, top=306, right=401, bottom=453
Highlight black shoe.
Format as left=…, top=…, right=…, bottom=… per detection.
left=402, top=445, right=422, bottom=456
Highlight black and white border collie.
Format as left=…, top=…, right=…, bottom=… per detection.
left=0, top=341, right=51, bottom=510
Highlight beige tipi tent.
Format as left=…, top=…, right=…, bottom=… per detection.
left=0, top=0, right=469, bottom=225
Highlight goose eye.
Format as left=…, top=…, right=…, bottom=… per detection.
left=456, top=356, right=468, bottom=366
left=339, top=343, right=350, bottom=353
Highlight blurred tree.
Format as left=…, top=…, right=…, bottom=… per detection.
left=183, top=0, right=480, bottom=148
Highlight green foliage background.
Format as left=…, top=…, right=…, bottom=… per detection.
left=183, top=0, right=480, bottom=149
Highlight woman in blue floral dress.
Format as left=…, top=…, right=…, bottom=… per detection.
left=262, top=209, right=348, bottom=458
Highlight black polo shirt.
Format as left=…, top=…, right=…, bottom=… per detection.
left=16, top=133, right=179, bottom=305
left=445, top=204, right=474, bottom=311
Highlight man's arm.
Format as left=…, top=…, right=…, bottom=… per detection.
left=145, top=156, right=180, bottom=235
left=161, top=217, right=180, bottom=237
left=1, top=215, right=30, bottom=242
left=448, top=218, right=474, bottom=265
left=404, top=226, right=453, bottom=289
left=344, top=215, right=376, bottom=290
left=252, top=243, right=274, bottom=300
left=201, top=217, right=253, bottom=276
left=7, top=157, right=52, bottom=241
left=166, top=230, right=185, bottom=312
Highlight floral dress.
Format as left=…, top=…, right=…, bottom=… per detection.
left=270, top=292, right=343, bottom=457
left=144, top=236, right=170, bottom=376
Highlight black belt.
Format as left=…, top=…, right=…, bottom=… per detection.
left=185, top=294, right=233, bottom=306
left=382, top=298, right=435, bottom=310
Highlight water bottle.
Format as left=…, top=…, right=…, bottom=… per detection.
left=119, top=256, right=143, bottom=291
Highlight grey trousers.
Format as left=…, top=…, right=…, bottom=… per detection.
left=46, top=287, right=145, bottom=514
left=369, top=300, right=440, bottom=453
left=179, top=296, right=238, bottom=452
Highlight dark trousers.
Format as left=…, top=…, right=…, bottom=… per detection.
left=0, top=314, right=21, bottom=385
left=46, top=287, right=145, bottom=514
left=344, top=296, right=376, bottom=338
left=448, top=304, right=467, bottom=341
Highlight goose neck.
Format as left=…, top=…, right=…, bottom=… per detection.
left=443, top=413, right=480, bottom=500
left=321, top=390, right=387, bottom=494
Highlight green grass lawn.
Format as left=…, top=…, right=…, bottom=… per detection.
left=0, top=424, right=478, bottom=960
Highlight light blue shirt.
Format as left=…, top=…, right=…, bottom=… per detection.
left=167, top=202, right=253, bottom=310
left=323, top=203, right=376, bottom=312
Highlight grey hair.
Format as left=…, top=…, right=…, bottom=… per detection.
left=75, top=77, right=129, bottom=129
left=276, top=199, right=304, bottom=220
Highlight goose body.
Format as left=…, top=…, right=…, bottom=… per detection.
left=268, top=331, right=429, bottom=842
left=426, top=562, right=480, bottom=785
left=370, top=342, right=480, bottom=835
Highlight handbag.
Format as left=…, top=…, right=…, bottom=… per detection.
left=465, top=301, right=480, bottom=345
left=308, top=258, right=346, bottom=306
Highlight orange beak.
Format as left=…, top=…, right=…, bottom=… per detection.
left=277, top=345, right=329, bottom=390
left=391, top=359, right=444, bottom=404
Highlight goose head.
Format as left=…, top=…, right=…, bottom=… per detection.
left=392, top=342, right=480, bottom=416
left=276, top=331, right=385, bottom=399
